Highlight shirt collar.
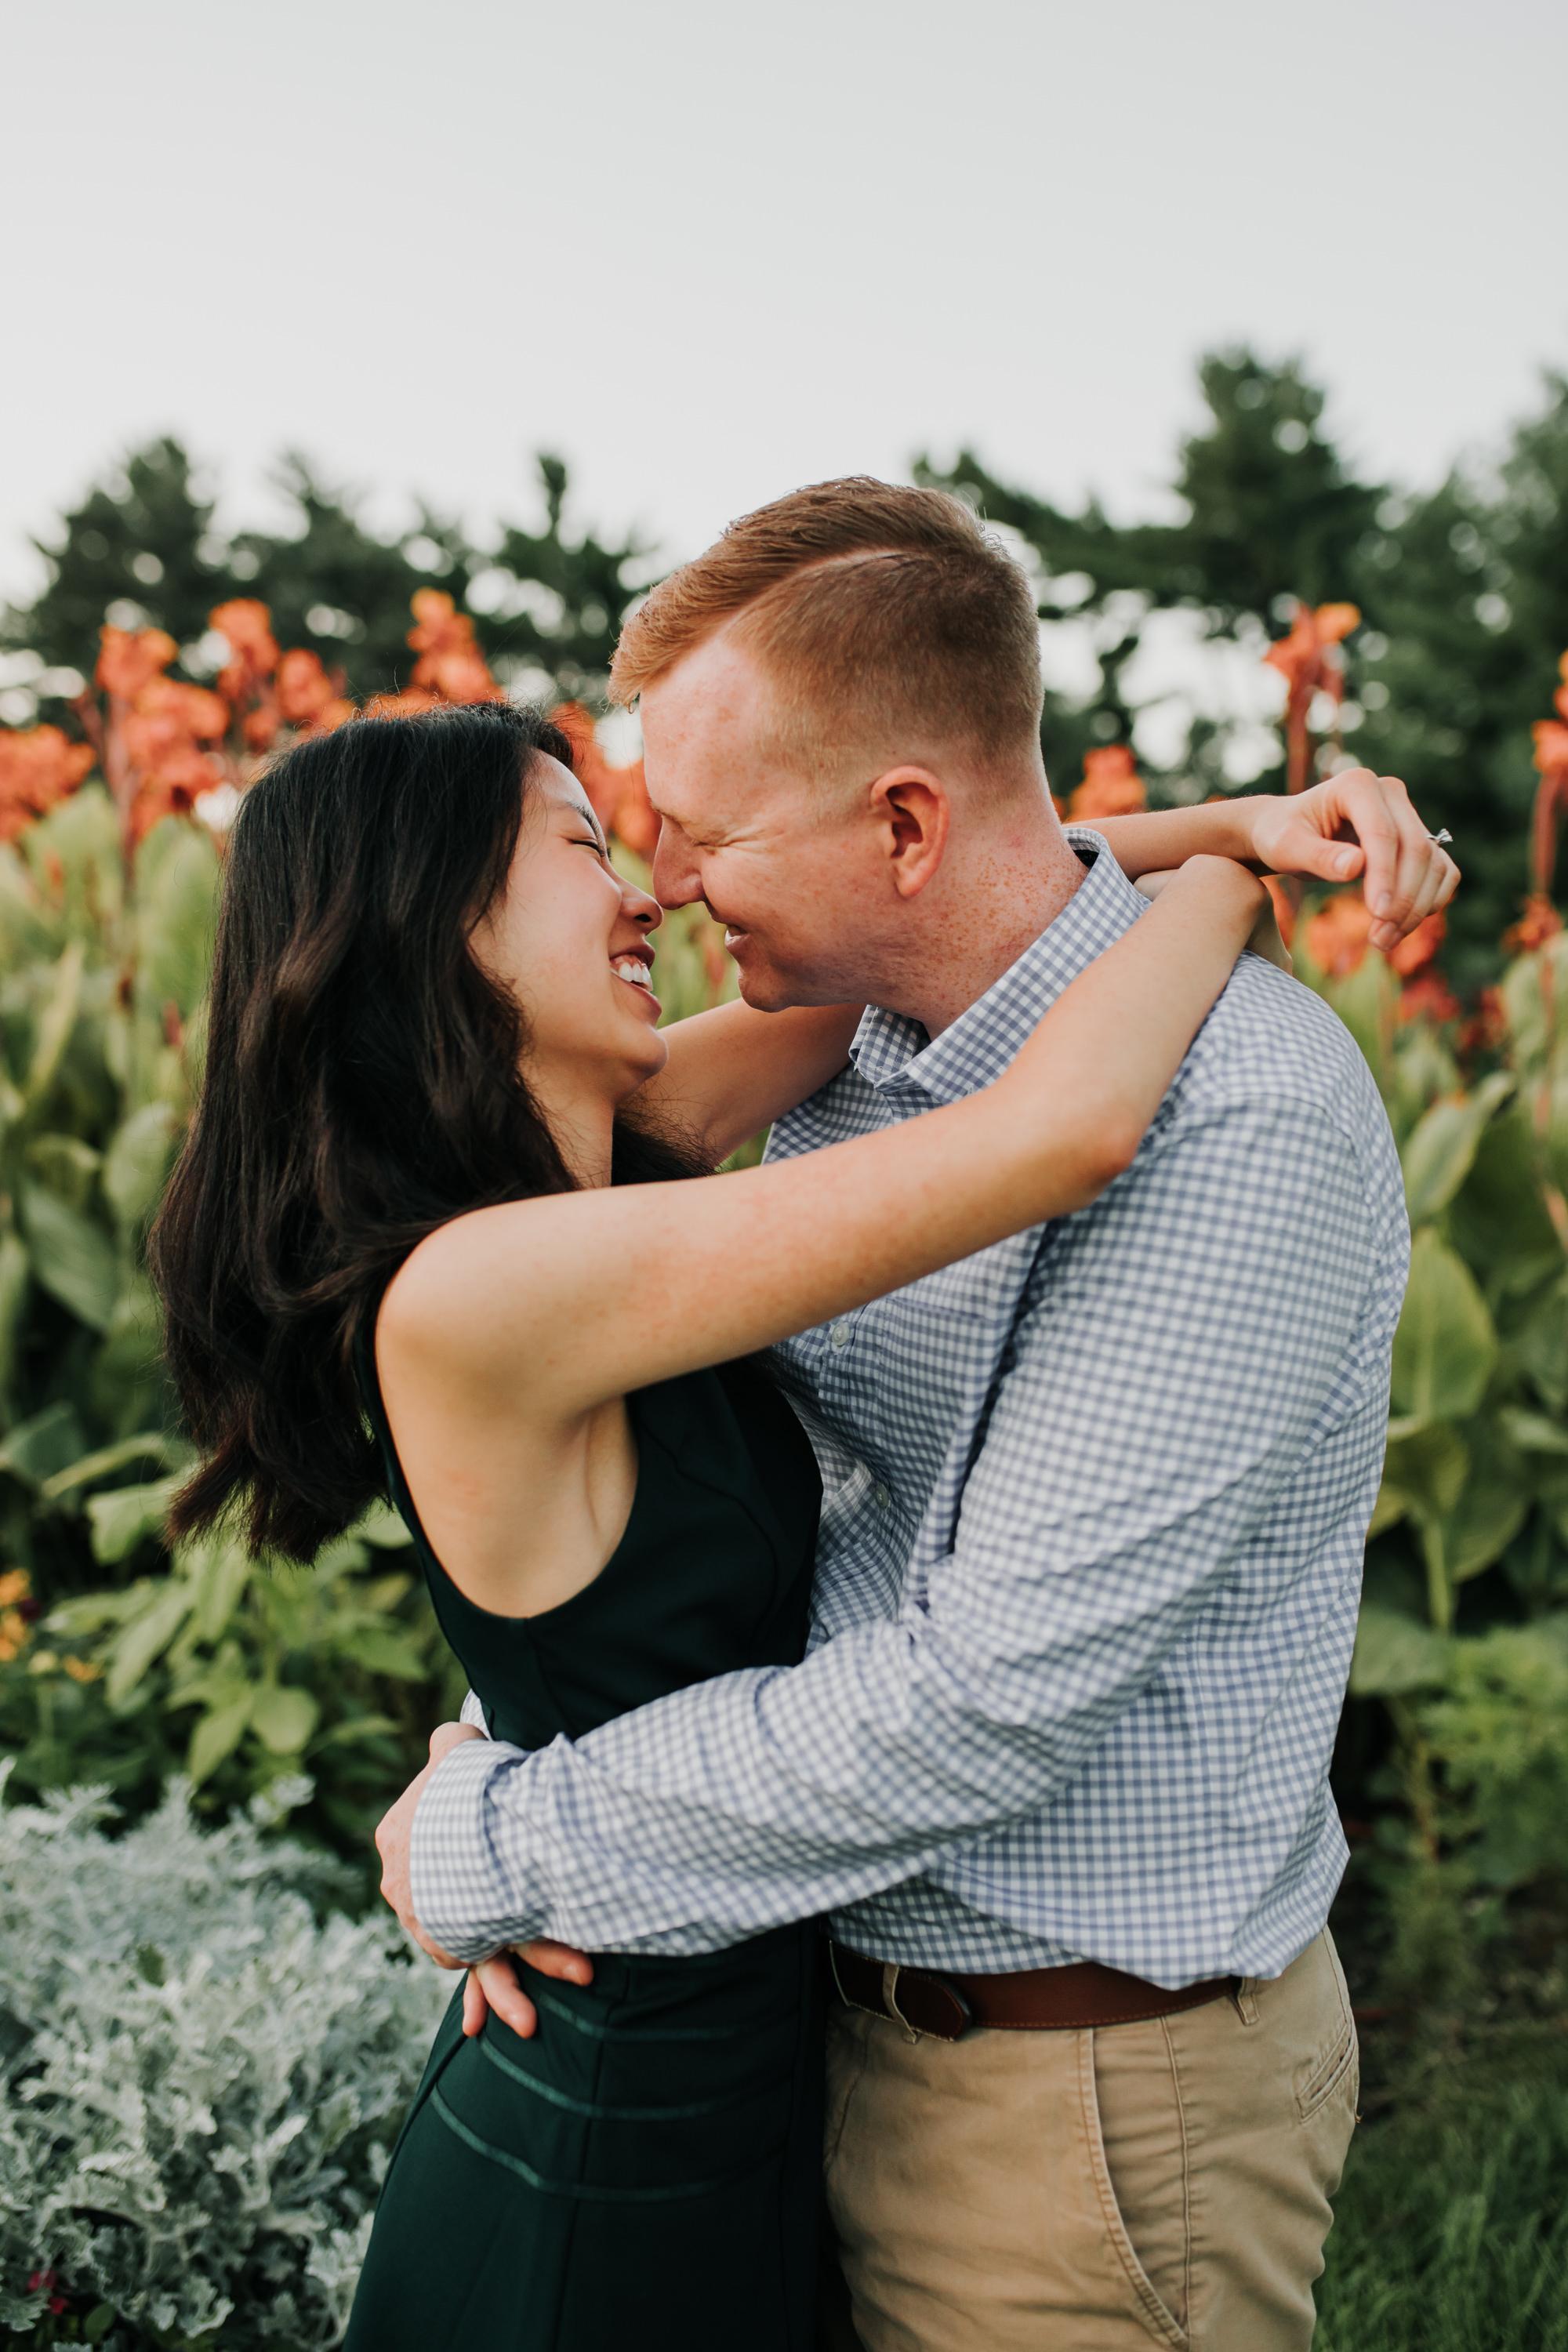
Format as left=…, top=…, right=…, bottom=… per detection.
left=848, top=827, right=1151, bottom=1105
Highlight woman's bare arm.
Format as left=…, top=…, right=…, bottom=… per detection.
left=633, top=774, right=1454, bottom=1164
left=635, top=1000, right=862, bottom=1163
left=1090, top=770, right=1459, bottom=949
left=384, top=858, right=1265, bottom=1424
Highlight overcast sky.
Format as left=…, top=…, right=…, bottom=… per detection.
left=2, top=0, right=1563, bottom=602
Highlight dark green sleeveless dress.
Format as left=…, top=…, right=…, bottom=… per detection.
left=344, top=1357, right=824, bottom=2352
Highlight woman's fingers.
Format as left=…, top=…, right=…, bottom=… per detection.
left=467, top=1955, right=539, bottom=2038
left=1367, top=833, right=1460, bottom=949
left=460, top=1942, right=593, bottom=2042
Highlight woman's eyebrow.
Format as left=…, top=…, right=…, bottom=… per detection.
left=563, top=796, right=607, bottom=847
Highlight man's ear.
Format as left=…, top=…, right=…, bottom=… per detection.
left=870, top=768, right=949, bottom=900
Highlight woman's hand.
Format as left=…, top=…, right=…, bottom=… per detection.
left=1096, top=768, right=1457, bottom=958
left=1240, top=770, right=1458, bottom=952
left=462, top=1940, right=596, bottom=2041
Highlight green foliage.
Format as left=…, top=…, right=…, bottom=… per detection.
left=2, top=444, right=652, bottom=724
left=0, top=778, right=466, bottom=1864
left=1298, top=909, right=1568, bottom=2004
left=1317, top=2046, right=1568, bottom=2350
left=0, top=1769, right=448, bottom=2348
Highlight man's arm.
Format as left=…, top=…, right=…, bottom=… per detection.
left=409, top=1097, right=1376, bottom=1963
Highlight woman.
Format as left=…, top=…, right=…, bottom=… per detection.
left=152, top=702, right=1276, bottom=2350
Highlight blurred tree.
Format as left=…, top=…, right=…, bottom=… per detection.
left=2, top=447, right=650, bottom=727
left=918, top=352, right=1383, bottom=808
left=920, top=354, right=1568, bottom=982
left=1347, top=381, right=1568, bottom=986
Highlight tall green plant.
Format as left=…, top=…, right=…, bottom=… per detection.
left=1301, top=910, right=1568, bottom=1990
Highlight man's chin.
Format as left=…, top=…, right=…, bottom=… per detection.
left=734, top=969, right=799, bottom=1014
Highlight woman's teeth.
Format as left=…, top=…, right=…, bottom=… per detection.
left=612, top=956, right=654, bottom=992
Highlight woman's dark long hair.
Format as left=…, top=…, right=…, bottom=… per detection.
left=151, top=702, right=700, bottom=1563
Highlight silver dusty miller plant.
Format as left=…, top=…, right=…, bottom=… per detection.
left=0, top=1765, right=448, bottom=2347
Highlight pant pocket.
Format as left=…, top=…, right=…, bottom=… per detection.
left=1297, top=2021, right=1357, bottom=2124
left=1083, top=2027, right=1192, bottom=2350
left=822, top=2005, right=869, bottom=2176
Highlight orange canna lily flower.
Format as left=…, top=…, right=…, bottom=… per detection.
left=275, top=647, right=338, bottom=727
left=242, top=699, right=282, bottom=750
left=1387, top=909, right=1446, bottom=978
left=1504, top=895, right=1563, bottom=955
left=550, top=702, right=659, bottom=858
left=134, top=677, right=228, bottom=739
left=1262, top=876, right=1296, bottom=949
left=363, top=688, right=443, bottom=720
left=407, top=589, right=465, bottom=652
left=1305, top=887, right=1374, bottom=978
left=1530, top=697, right=1568, bottom=897
left=96, top=625, right=177, bottom=701
left=210, top=599, right=281, bottom=698
left=0, top=728, right=95, bottom=840
left=1457, top=985, right=1508, bottom=1059
left=1264, top=601, right=1361, bottom=795
left=1397, top=970, right=1461, bottom=1026
left=1069, top=746, right=1146, bottom=822
left=406, top=592, right=506, bottom=706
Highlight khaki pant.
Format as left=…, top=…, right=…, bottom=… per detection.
left=820, top=1930, right=1358, bottom=2352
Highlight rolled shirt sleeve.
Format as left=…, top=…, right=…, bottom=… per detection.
left=411, top=1098, right=1384, bottom=1968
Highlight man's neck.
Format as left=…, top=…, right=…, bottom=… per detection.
left=882, top=822, right=1088, bottom=1038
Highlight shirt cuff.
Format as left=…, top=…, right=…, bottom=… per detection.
left=408, top=1735, right=546, bottom=1963
left=459, top=1686, right=488, bottom=1731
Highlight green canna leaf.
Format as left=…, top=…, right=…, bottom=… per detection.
left=86, top=1474, right=180, bottom=1564
left=20, top=1181, right=118, bottom=1332
left=106, top=1577, right=195, bottom=1706
left=102, top=1101, right=177, bottom=1231
left=1391, top=1230, right=1498, bottom=1425
left=187, top=1691, right=256, bottom=1784
left=1401, top=1073, right=1514, bottom=1226
left=251, top=1684, right=320, bottom=1755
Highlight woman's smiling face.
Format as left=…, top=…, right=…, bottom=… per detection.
left=470, top=757, right=667, bottom=1123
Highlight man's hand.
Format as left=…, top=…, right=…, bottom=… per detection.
left=374, top=1721, right=594, bottom=2040
left=1243, top=771, right=1459, bottom=953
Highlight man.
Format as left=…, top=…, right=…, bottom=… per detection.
left=378, top=481, right=1454, bottom=2347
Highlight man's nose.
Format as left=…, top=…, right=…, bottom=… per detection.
left=651, top=826, right=700, bottom=909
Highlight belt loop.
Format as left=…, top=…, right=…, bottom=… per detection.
left=882, top=1962, right=922, bottom=2045
left=1231, top=1976, right=1260, bottom=2026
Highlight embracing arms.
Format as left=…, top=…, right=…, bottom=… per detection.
left=408, top=1089, right=1388, bottom=1965
left=381, top=858, right=1265, bottom=1423
left=631, top=770, right=1457, bottom=1163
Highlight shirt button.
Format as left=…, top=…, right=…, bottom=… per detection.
left=830, top=1322, right=851, bottom=1350
left=874, top=1482, right=890, bottom=1508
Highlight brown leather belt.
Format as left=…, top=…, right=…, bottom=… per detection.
left=828, top=1941, right=1236, bottom=2042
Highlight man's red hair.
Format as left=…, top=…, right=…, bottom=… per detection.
left=609, top=478, right=1044, bottom=773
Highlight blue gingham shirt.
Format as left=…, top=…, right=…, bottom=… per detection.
left=414, top=830, right=1408, bottom=1984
